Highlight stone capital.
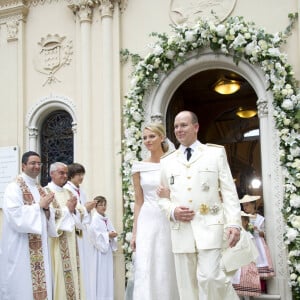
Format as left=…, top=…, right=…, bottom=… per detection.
left=99, top=0, right=114, bottom=18
left=28, top=127, right=39, bottom=137
left=68, top=0, right=95, bottom=22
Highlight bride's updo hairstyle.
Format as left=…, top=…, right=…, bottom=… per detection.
left=144, top=123, right=169, bottom=153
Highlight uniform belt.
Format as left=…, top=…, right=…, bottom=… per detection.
left=198, top=203, right=220, bottom=215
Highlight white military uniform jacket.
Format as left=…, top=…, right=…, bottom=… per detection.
left=159, top=141, right=241, bottom=253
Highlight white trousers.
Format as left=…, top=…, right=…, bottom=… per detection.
left=174, top=249, right=239, bottom=300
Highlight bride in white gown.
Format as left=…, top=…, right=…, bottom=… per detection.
left=130, top=123, right=179, bottom=300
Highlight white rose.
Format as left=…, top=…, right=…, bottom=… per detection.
left=130, top=76, right=139, bottom=88
left=258, top=39, right=268, bottom=50
left=291, top=216, right=300, bottom=229
left=290, top=273, right=297, bottom=280
left=290, top=146, right=300, bottom=157
left=232, top=33, right=246, bottom=48
left=281, top=99, right=294, bottom=110
left=153, top=58, right=161, bottom=68
left=130, top=202, right=135, bottom=212
left=286, top=227, right=298, bottom=242
left=153, top=45, right=163, bottom=56
left=185, top=30, right=196, bottom=42
left=292, top=159, right=300, bottom=169
left=268, top=47, right=280, bottom=57
left=216, top=24, right=226, bottom=37
left=132, top=112, right=142, bottom=122
left=244, top=32, right=251, bottom=39
left=285, top=84, right=292, bottom=89
left=125, top=232, right=133, bottom=242
left=290, top=194, right=300, bottom=208
left=165, top=50, right=175, bottom=59
left=124, top=151, right=135, bottom=161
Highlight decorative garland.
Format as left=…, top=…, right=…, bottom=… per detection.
left=120, top=13, right=300, bottom=297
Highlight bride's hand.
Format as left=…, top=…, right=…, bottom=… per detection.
left=156, top=185, right=170, bottom=198
left=130, top=236, right=136, bottom=252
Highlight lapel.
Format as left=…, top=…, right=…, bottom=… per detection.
left=189, top=144, right=207, bottom=163
left=175, top=143, right=207, bottom=165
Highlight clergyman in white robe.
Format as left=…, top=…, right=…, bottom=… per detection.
left=64, top=180, right=94, bottom=300
left=0, top=173, right=56, bottom=300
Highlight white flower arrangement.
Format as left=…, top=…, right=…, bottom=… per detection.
left=120, top=13, right=300, bottom=296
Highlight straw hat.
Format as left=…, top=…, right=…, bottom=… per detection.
left=239, top=194, right=261, bottom=204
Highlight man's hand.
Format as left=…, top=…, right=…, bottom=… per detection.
left=85, top=200, right=97, bottom=213
left=174, top=206, right=195, bottom=222
left=67, top=195, right=78, bottom=213
left=40, top=192, right=55, bottom=209
left=109, top=231, right=118, bottom=239
left=226, top=227, right=240, bottom=248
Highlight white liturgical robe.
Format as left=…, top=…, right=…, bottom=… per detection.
left=46, top=181, right=90, bottom=300
left=0, top=173, right=56, bottom=300
left=88, top=213, right=117, bottom=300
left=64, top=181, right=93, bottom=300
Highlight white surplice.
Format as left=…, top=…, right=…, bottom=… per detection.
left=0, top=173, right=56, bottom=300
left=64, top=181, right=93, bottom=300
left=88, top=212, right=117, bottom=300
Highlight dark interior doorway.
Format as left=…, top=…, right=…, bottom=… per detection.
left=165, top=69, right=262, bottom=200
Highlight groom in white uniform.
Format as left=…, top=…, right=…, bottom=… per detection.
left=158, top=111, right=241, bottom=300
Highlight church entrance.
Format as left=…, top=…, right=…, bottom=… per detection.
left=165, top=68, right=262, bottom=201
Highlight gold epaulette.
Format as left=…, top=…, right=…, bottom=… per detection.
left=206, top=143, right=224, bottom=148
left=161, top=149, right=176, bottom=159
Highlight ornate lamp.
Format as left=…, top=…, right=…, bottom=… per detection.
left=213, top=78, right=241, bottom=95
left=236, top=107, right=257, bottom=118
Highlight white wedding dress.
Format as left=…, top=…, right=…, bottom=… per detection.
left=132, top=161, right=179, bottom=300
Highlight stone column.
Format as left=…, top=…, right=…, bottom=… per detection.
left=0, top=3, right=28, bottom=151
left=257, top=97, right=292, bottom=299
left=99, top=2, right=126, bottom=299
left=99, top=0, right=115, bottom=213
left=69, top=1, right=94, bottom=193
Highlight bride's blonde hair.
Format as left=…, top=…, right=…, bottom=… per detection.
left=144, top=123, right=169, bottom=153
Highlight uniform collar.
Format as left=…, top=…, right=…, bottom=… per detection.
left=179, top=140, right=201, bottom=154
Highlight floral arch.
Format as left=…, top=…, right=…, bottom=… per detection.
left=121, top=14, right=300, bottom=297
left=146, top=51, right=268, bottom=118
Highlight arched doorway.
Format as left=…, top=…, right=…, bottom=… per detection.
left=40, top=110, right=74, bottom=186
left=166, top=68, right=262, bottom=200
left=26, top=95, right=77, bottom=185
left=145, top=53, right=288, bottom=298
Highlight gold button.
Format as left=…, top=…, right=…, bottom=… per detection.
left=187, top=176, right=191, bottom=179
left=187, top=187, right=192, bottom=191
left=188, top=199, right=193, bottom=203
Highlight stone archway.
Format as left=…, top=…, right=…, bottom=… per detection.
left=26, top=94, right=77, bottom=152
left=145, top=52, right=290, bottom=298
